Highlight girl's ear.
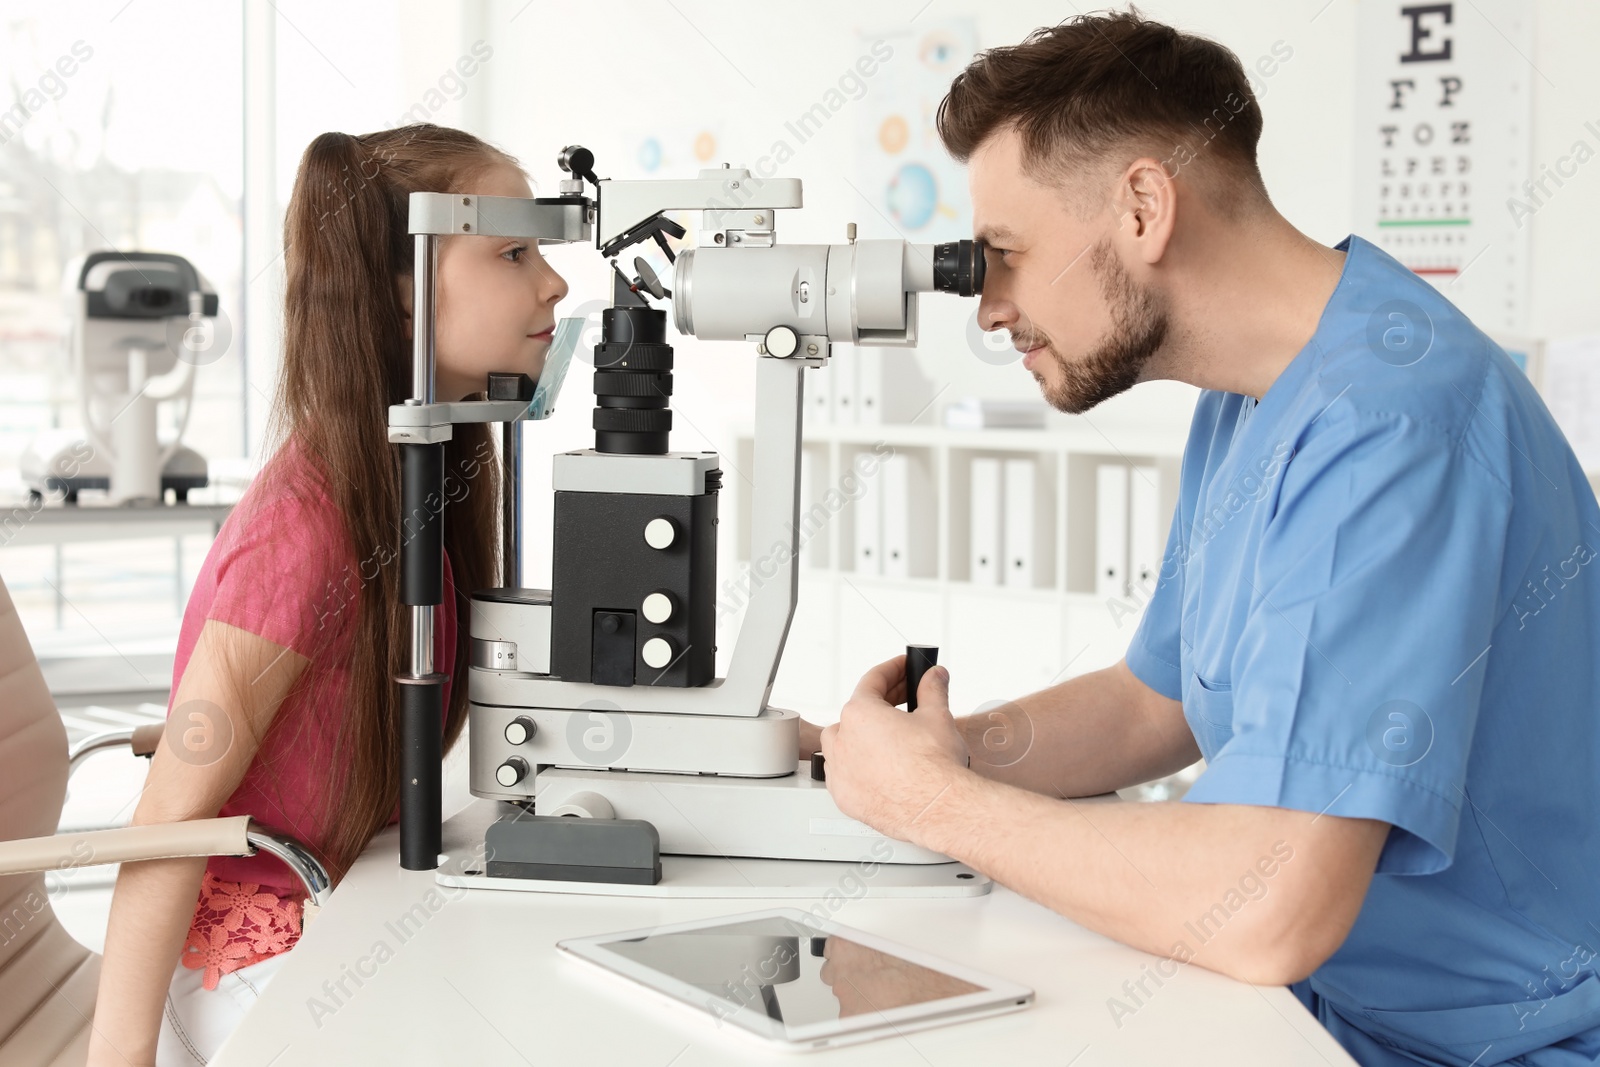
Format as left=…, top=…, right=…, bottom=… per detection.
left=395, top=273, right=413, bottom=342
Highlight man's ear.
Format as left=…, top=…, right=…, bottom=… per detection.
left=396, top=273, right=414, bottom=342
left=1110, top=156, right=1178, bottom=267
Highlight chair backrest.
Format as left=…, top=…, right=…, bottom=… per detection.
left=0, top=570, right=97, bottom=1064
left=0, top=570, right=68, bottom=958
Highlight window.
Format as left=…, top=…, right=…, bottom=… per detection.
left=0, top=2, right=244, bottom=652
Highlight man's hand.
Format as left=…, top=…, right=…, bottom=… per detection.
left=818, top=655, right=972, bottom=846
left=799, top=716, right=824, bottom=760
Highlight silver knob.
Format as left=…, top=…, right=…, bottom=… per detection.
left=495, top=757, right=529, bottom=788
left=471, top=638, right=517, bottom=671
left=504, top=716, right=535, bottom=746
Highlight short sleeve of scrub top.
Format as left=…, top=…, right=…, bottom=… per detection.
left=1127, top=402, right=1513, bottom=877
left=1124, top=477, right=1188, bottom=703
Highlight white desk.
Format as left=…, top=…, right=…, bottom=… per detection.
left=0, top=500, right=234, bottom=547
left=0, top=499, right=233, bottom=624
left=215, top=796, right=1356, bottom=1065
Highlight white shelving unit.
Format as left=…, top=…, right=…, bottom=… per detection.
left=719, top=420, right=1188, bottom=722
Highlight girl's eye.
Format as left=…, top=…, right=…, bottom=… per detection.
left=503, top=245, right=527, bottom=263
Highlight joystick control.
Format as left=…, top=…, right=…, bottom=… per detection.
left=810, top=644, right=939, bottom=781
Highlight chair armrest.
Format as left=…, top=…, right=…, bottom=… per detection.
left=0, top=816, right=333, bottom=911
left=53, top=729, right=334, bottom=913
left=66, top=723, right=164, bottom=778
left=248, top=826, right=333, bottom=912
left=67, top=728, right=135, bottom=777
left=0, top=815, right=254, bottom=875
left=131, top=722, right=162, bottom=757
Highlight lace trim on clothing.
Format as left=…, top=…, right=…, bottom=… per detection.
left=181, top=870, right=303, bottom=991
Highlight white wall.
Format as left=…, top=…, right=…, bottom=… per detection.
left=1525, top=1, right=1600, bottom=337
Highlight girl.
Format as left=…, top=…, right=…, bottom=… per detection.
left=86, top=124, right=569, bottom=1066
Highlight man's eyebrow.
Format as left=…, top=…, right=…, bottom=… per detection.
left=974, top=225, right=1016, bottom=244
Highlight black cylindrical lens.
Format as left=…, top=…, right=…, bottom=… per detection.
left=593, top=306, right=673, bottom=455
left=932, top=239, right=985, bottom=297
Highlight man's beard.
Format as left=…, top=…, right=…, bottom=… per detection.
left=1021, top=239, right=1168, bottom=415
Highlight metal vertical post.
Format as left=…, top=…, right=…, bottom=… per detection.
left=399, top=232, right=445, bottom=871
left=501, top=419, right=522, bottom=588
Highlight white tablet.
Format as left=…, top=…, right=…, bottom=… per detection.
left=557, top=906, right=1034, bottom=1052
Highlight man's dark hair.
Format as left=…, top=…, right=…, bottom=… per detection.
left=936, top=10, right=1267, bottom=213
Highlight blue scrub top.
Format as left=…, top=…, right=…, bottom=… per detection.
left=1126, top=235, right=1600, bottom=1066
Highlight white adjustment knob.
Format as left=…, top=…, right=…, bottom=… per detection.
left=764, top=325, right=799, bottom=358
left=644, top=517, right=675, bottom=549
left=642, top=592, right=674, bottom=624
left=504, top=716, right=535, bottom=746
left=545, top=791, right=616, bottom=820
left=495, top=757, right=528, bottom=788
left=642, top=636, right=674, bottom=669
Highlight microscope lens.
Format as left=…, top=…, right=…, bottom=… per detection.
left=592, top=306, right=674, bottom=455
left=932, top=239, right=985, bottom=297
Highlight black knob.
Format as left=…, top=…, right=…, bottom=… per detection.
left=810, top=752, right=827, bottom=781
left=557, top=145, right=599, bottom=186
left=905, top=645, right=938, bottom=712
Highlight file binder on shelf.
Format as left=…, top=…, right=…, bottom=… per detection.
left=1003, top=457, right=1037, bottom=588
left=970, top=456, right=1003, bottom=587
left=855, top=456, right=883, bottom=576
left=1095, top=463, right=1129, bottom=599
left=1128, top=464, right=1161, bottom=596
left=882, top=453, right=911, bottom=579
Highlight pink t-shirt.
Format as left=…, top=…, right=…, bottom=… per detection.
left=170, top=441, right=456, bottom=893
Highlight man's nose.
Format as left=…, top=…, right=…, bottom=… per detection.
left=977, top=294, right=1014, bottom=332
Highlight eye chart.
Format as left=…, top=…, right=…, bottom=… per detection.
left=1353, top=1, right=1533, bottom=333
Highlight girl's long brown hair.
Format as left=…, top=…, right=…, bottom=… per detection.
left=271, top=124, right=513, bottom=882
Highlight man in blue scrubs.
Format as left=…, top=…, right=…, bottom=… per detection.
left=808, top=12, right=1600, bottom=1066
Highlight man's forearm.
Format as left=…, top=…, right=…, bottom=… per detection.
left=911, top=770, right=1382, bottom=985
left=957, top=662, right=1198, bottom=798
